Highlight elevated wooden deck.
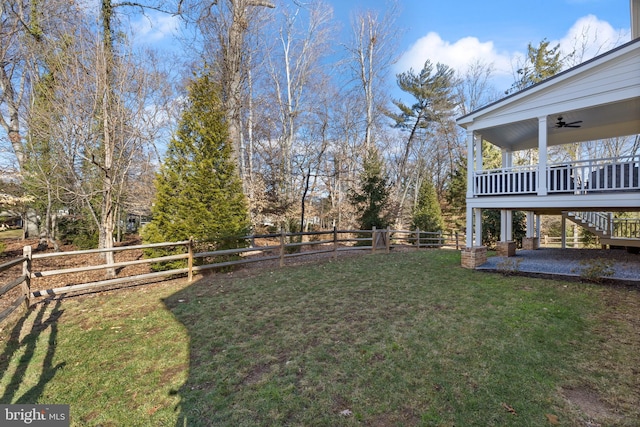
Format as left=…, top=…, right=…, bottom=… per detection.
left=473, top=155, right=640, bottom=197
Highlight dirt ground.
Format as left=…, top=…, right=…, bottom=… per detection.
left=0, top=236, right=152, bottom=316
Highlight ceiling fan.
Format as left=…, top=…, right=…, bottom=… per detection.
left=555, top=116, right=582, bottom=128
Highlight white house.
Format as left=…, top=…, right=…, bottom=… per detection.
left=456, top=1, right=640, bottom=268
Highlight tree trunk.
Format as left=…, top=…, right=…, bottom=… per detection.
left=224, top=0, right=274, bottom=170
left=100, top=0, right=116, bottom=278
left=0, top=65, right=25, bottom=170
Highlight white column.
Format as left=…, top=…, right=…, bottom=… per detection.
left=466, top=130, right=475, bottom=198
left=538, top=116, right=548, bottom=196
left=501, top=149, right=512, bottom=168
left=466, top=206, right=473, bottom=248
left=526, top=212, right=535, bottom=238
left=500, top=210, right=507, bottom=242
left=465, top=130, right=475, bottom=248
left=474, top=208, right=483, bottom=247
left=475, top=134, right=483, bottom=172
left=561, top=216, right=567, bottom=249
left=506, top=210, right=513, bottom=241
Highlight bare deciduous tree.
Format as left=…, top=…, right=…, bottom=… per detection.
left=344, top=1, right=399, bottom=151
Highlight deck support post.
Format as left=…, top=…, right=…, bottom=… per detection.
left=498, top=209, right=515, bottom=256
left=462, top=206, right=487, bottom=268
left=461, top=246, right=487, bottom=269
left=474, top=208, right=483, bottom=247
left=497, top=241, right=516, bottom=257
left=466, top=130, right=475, bottom=198
left=526, top=212, right=535, bottom=238
left=538, top=116, right=548, bottom=196
left=465, top=206, right=473, bottom=248
left=523, top=212, right=539, bottom=249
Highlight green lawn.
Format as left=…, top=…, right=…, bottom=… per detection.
left=0, top=228, right=22, bottom=241
left=0, top=250, right=638, bottom=426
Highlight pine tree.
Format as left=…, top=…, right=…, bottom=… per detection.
left=412, top=178, right=444, bottom=233
left=444, top=156, right=467, bottom=230
left=508, top=38, right=569, bottom=93
left=143, top=73, right=249, bottom=249
left=388, top=60, right=458, bottom=181
left=350, top=148, right=390, bottom=231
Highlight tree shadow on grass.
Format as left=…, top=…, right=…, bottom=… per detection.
left=164, top=274, right=237, bottom=427
left=0, top=300, right=66, bottom=404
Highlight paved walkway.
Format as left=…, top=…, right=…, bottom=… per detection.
left=477, top=248, right=640, bottom=283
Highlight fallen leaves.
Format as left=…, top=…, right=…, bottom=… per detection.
left=501, top=402, right=517, bottom=415
left=545, top=413, right=560, bottom=425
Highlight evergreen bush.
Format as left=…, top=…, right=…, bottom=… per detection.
left=142, top=72, right=250, bottom=270
left=349, top=148, right=391, bottom=246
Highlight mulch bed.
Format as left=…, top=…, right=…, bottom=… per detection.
left=0, top=236, right=151, bottom=315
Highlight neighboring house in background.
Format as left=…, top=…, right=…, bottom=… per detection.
left=456, top=1, right=640, bottom=268
left=0, top=192, right=38, bottom=238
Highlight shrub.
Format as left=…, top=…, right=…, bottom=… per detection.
left=57, top=216, right=99, bottom=249
left=573, top=258, right=615, bottom=283
left=496, top=257, right=522, bottom=276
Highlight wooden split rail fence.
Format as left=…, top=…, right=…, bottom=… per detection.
left=0, top=228, right=463, bottom=324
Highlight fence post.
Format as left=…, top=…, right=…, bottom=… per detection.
left=386, top=227, right=391, bottom=253
left=333, top=226, right=338, bottom=260
left=416, top=228, right=420, bottom=249
left=438, top=230, right=443, bottom=248
left=371, top=226, right=376, bottom=253
left=22, top=246, right=32, bottom=307
left=187, top=238, right=194, bottom=282
left=455, top=232, right=459, bottom=250
left=279, top=228, right=285, bottom=267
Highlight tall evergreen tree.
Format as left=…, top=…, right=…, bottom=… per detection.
left=444, top=156, right=467, bottom=230
left=350, top=147, right=390, bottom=230
left=508, top=38, right=569, bottom=93
left=389, top=60, right=458, bottom=182
left=412, top=178, right=444, bottom=232
left=143, top=73, right=249, bottom=247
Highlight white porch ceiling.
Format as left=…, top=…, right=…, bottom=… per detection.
left=478, top=97, right=640, bottom=152
left=457, top=38, right=640, bottom=153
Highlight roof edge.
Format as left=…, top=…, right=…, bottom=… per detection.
left=456, top=37, right=640, bottom=124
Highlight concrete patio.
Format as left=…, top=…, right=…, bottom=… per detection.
left=477, top=248, right=640, bottom=283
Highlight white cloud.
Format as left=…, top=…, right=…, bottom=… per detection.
left=395, top=14, right=630, bottom=87
left=395, top=32, right=515, bottom=78
left=555, top=14, right=630, bottom=66
left=131, top=13, right=180, bottom=44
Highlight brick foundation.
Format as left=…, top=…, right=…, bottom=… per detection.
left=461, top=246, right=487, bottom=269
left=496, top=241, right=516, bottom=257
left=522, top=237, right=539, bottom=250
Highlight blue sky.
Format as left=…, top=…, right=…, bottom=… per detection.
left=328, top=0, right=632, bottom=90
left=132, top=0, right=632, bottom=93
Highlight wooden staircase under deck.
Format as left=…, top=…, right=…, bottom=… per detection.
left=563, top=211, right=640, bottom=250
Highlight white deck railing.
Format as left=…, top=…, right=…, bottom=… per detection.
left=569, top=211, right=640, bottom=239
left=569, top=211, right=611, bottom=235
left=474, top=155, right=640, bottom=196
left=474, top=164, right=537, bottom=195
